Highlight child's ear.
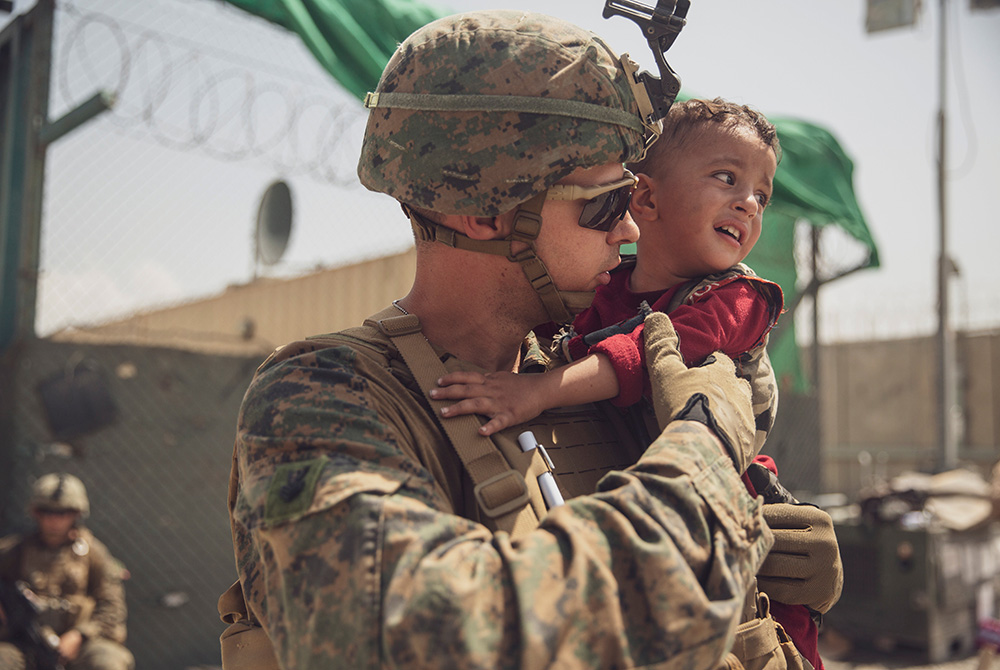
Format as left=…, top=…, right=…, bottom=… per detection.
left=629, top=174, right=658, bottom=222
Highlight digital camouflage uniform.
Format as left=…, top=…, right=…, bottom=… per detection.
left=0, top=528, right=134, bottom=670
left=229, top=310, right=771, bottom=670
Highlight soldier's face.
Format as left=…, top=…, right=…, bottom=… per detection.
left=533, top=163, right=640, bottom=293
left=33, top=508, right=80, bottom=547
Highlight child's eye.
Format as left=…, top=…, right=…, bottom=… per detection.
left=712, top=171, right=735, bottom=185
left=756, top=192, right=769, bottom=207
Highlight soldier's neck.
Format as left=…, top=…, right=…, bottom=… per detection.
left=394, top=294, right=526, bottom=373
left=402, top=243, right=543, bottom=372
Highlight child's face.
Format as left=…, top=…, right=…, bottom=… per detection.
left=634, top=124, right=777, bottom=287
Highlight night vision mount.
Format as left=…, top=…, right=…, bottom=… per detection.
left=603, top=0, right=689, bottom=125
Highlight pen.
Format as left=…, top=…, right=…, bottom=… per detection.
left=517, top=431, right=565, bottom=509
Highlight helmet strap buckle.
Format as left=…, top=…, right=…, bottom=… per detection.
left=507, top=192, right=546, bottom=255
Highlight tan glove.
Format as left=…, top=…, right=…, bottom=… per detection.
left=644, top=311, right=756, bottom=472
left=757, top=502, right=844, bottom=614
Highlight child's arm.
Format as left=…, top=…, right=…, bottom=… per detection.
left=430, top=353, right=620, bottom=436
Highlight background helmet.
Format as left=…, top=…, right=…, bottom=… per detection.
left=30, top=473, right=90, bottom=518
left=358, top=10, right=648, bottom=217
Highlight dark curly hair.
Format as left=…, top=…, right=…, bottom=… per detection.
left=630, top=97, right=781, bottom=176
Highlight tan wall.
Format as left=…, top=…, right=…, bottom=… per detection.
left=820, top=336, right=937, bottom=450
left=52, top=248, right=417, bottom=356
left=964, top=333, right=1000, bottom=448
left=820, top=330, right=1000, bottom=496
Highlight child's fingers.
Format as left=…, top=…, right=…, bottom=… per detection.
left=430, top=384, right=487, bottom=400
left=439, top=397, right=496, bottom=418
left=477, top=415, right=511, bottom=437
left=437, top=371, right=486, bottom=387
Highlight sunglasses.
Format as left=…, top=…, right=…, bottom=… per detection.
left=545, top=170, right=638, bottom=232
left=36, top=508, right=78, bottom=517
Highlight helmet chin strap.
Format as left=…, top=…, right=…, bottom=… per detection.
left=404, top=195, right=595, bottom=324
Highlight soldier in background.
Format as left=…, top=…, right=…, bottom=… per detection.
left=0, top=473, right=134, bottom=670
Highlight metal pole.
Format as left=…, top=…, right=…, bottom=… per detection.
left=38, top=90, right=116, bottom=146
left=936, top=0, right=957, bottom=471
left=0, top=0, right=112, bottom=349
left=811, top=224, right=820, bottom=393
left=0, top=0, right=55, bottom=348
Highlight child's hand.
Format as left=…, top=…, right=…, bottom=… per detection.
left=430, top=371, right=546, bottom=436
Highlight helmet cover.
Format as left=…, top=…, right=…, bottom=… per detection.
left=30, top=473, right=90, bottom=517
left=358, top=10, right=647, bottom=216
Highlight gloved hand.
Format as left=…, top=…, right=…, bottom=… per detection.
left=757, top=502, right=844, bottom=614
left=643, top=311, right=755, bottom=472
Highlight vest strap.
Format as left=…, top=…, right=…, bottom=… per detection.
left=377, top=312, right=540, bottom=536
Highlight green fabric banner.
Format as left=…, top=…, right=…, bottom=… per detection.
left=745, top=210, right=807, bottom=393
left=223, top=0, right=442, bottom=100
left=765, top=116, right=878, bottom=266
left=225, top=0, right=880, bottom=392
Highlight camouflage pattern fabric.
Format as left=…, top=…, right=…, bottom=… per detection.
left=228, top=308, right=773, bottom=670
left=0, top=528, right=134, bottom=670
left=662, top=263, right=784, bottom=456
left=358, top=11, right=647, bottom=216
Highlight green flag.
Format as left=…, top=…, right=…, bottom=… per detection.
left=223, top=0, right=442, bottom=100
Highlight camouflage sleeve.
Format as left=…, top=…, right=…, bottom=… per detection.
left=77, top=537, right=128, bottom=643
left=232, top=344, right=772, bottom=670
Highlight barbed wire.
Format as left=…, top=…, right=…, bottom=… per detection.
left=53, top=0, right=369, bottom=185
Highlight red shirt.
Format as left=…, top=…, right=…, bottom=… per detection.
left=568, top=266, right=775, bottom=407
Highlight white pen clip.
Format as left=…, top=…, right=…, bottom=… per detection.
left=517, top=431, right=565, bottom=509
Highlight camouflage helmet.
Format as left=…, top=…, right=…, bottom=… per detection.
left=30, top=473, right=89, bottom=518
left=358, top=10, right=650, bottom=217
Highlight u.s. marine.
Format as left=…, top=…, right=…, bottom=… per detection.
left=221, top=9, right=839, bottom=670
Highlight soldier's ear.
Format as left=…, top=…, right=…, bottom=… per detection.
left=460, top=214, right=505, bottom=240
left=629, top=173, right=658, bottom=223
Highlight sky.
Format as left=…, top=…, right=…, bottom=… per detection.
left=3, top=0, right=999, bottom=343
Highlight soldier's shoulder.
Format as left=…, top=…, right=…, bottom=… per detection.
left=77, top=528, right=106, bottom=552
left=240, top=324, right=405, bottom=430
left=75, top=529, right=121, bottom=568
left=259, top=322, right=392, bottom=373
left=311, top=322, right=394, bottom=363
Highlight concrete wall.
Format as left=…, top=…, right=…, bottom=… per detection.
left=820, top=330, right=1000, bottom=496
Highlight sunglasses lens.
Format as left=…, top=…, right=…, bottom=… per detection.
left=578, top=185, right=632, bottom=232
